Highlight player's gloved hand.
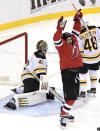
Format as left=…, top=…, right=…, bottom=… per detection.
left=73, top=9, right=83, bottom=21
left=57, top=16, right=67, bottom=30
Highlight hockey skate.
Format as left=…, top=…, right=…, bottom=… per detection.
left=78, top=91, right=86, bottom=98
left=87, top=88, right=96, bottom=97
left=77, top=91, right=87, bottom=102
left=60, top=115, right=67, bottom=128
left=4, top=98, right=16, bottom=110
left=60, top=114, right=74, bottom=128
left=67, top=114, right=75, bottom=122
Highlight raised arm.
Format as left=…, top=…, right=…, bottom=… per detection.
left=72, top=9, right=83, bottom=36
left=53, top=16, right=67, bottom=47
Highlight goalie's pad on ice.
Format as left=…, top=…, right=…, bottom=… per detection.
left=15, top=91, right=47, bottom=109
left=4, top=91, right=47, bottom=110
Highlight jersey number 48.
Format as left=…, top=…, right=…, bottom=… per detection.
left=84, top=36, right=98, bottom=51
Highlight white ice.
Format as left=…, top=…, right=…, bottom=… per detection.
left=0, top=12, right=100, bottom=131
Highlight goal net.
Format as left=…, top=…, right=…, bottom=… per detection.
left=0, top=32, right=28, bottom=85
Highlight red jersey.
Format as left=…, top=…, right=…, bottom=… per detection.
left=53, top=20, right=83, bottom=70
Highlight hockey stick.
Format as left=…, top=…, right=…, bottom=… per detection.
left=70, top=0, right=86, bottom=25
left=70, top=0, right=92, bottom=36
left=25, top=68, right=65, bottom=103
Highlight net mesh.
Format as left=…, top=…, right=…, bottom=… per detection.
left=0, top=32, right=28, bottom=84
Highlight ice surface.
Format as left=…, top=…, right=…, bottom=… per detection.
left=0, top=11, right=100, bottom=131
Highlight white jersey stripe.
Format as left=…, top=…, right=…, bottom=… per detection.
left=54, top=39, right=63, bottom=47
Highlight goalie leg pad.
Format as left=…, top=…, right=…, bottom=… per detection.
left=7, top=91, right=47, bottom=109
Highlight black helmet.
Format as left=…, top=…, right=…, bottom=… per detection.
left=62, top=32, right=72, bottom=41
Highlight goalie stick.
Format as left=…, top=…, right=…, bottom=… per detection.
left=25, top=68, right=65, bottom=103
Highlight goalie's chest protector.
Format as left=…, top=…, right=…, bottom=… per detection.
left=30, top=55, right=47, bottom=72
left=56, top=35, right=83, bottom=70
left=21, top=54, right=47, bottom=81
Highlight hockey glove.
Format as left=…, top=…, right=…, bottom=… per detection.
left=57, top=16, right=67, bottom=30
left=73, top=9, right=83, bottom=21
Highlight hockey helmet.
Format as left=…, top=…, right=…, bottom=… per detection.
left=62, top=32, right=72, bottom=41
left=36, top=40, right=48, bottom=52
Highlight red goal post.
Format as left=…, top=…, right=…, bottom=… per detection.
left=0, top=32, right=28, bottom=85
left=0, top=32, right=28, bottom=64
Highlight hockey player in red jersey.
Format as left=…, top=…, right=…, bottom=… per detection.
left=53, top=9, right=83, bottom=128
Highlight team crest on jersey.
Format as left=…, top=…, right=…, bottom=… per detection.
left=71, top=44, right=79, bottom=59
left=38, top=60, right=43, bottom=64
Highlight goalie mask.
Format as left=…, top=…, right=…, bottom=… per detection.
left=36, top=40, right=48, bottom=55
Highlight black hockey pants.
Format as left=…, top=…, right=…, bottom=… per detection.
left=61, top=69, right=79, bottom=101
left=23, top=78, right=39, bottom=93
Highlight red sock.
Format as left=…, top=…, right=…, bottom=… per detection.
left=61, top=100, right=75, bottom=115
left=61, top=110, right=68, bottom=115
left=66, top=100, right=75, bottom=106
